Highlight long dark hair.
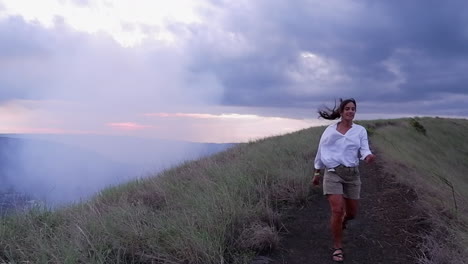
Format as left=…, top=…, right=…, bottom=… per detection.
left=318, top=98, right=357, bottom=120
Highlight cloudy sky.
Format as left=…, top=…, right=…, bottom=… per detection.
left=1, top=0, right=467, bottom=143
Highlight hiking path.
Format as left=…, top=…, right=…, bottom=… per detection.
left=254, top=160, right=426, bottom=264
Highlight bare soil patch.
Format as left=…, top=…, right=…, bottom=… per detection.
left=255, top=160, right=427, bottom=264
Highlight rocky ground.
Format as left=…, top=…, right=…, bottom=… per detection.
left=254, top=160, right=428, bottom=264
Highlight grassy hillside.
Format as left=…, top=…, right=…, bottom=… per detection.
left=0, top=128, right=323, bottom=263
left=358, top=117, right=468, bottom=263
left=0, top=117, right=466, bottom=263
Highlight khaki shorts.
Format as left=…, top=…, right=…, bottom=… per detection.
left=323, top=166, right=361, bottom=199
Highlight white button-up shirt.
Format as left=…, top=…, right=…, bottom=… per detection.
left=314, top=122, right=372, bottom=169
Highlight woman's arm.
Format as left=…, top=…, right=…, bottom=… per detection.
left=314, top=130, right=326, bottom=170
left=312, top=130, right=327, bottom=185
left=314, top=145, right=324, bottom=170
left=359, top=128, right=375, bottom=163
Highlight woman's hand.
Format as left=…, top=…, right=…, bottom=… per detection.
left=364, top=154, right=376, bottom=163
left=312, top=175, right=321, bottom=186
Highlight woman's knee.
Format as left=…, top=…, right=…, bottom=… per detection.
left=328, top=194, right=345, bottom=216
left=331, top=205, right=344, bottom=217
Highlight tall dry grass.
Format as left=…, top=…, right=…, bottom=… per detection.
left=360, top=117, right=468, bottom=264
left=0, top=128, right=324, bottom=263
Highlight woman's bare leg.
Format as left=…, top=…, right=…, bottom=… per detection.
left=343, top=198, right=359, bottom=227
left=327, top=194, right=345, bottom=249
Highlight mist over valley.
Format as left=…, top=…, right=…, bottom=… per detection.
left=0, top=134, right=233, bottom=209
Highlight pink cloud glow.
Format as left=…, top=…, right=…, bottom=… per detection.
left=106, top=122, right=152, bottom=131
left=0, top=127, right=96, bottom=134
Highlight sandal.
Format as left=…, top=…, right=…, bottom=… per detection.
left=332, top=248, right=344, bottom=262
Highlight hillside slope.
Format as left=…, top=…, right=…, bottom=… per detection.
left=267, top=117, right=468, bottom=264
left=0, top=117, right=466, bottom=263
left=364, top=117, right=468, bottom=264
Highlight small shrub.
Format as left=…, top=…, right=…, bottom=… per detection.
left=365, top=124, right=376, bottom=136
left=410, top=118, right=427, bottom=135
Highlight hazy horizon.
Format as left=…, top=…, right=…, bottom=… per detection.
left=0, top=134, right=233, bottom=206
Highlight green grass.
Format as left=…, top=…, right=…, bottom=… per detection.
left=1, top=117, right=467, bottom=263
left=358, top=117, right=468, bottom=263
left=0, top=128, right=325, bottom=263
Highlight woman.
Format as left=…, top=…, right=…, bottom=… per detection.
left=312, top=98, right=375, bottom=262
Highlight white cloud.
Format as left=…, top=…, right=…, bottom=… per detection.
left=0, top=0, right=208, bottom=46
left=284, top=51, right=352, bottom=97
left=290, top=52, right=349, bottom=83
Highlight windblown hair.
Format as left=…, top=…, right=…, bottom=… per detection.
left=318, top=98, right=357, bottom=120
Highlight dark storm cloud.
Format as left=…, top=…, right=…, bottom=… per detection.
left=183, top=0, right=468, bottom=114
left=0, top=16, right=102, bottom=103
left=2, top=0, right=467, bottom=117
left=380, top=1, right=468, bottom=55
left=0, top=17, right=53, bottom=102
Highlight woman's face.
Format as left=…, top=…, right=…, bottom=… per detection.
left=341, top=102, right=356, bottom=122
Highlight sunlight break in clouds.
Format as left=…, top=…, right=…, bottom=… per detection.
left=0, top=100, right=83, bottom=134
left=144, top=112, right=331, bottom=143
left=0, top=0, right=206, bottom=46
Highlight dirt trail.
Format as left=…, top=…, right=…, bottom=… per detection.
left=255, top=161, right=427, bottom=264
